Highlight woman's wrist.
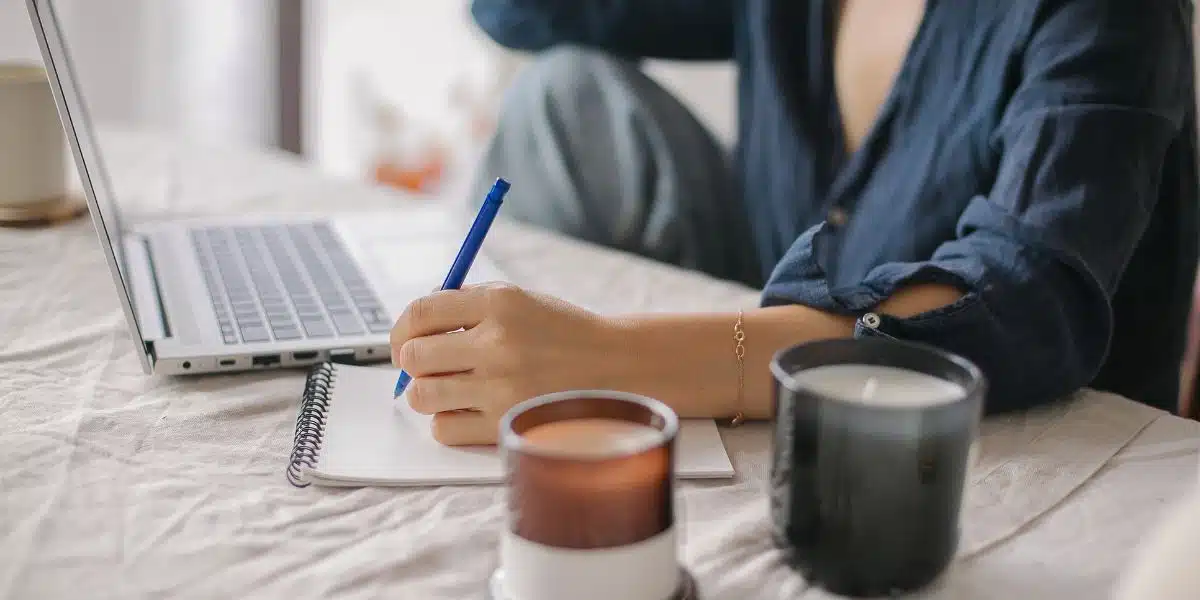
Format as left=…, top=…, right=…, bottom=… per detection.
left=595, top=306, right=855, bottom=419
left=590, top=285, right=968, bottom=420
left=598, top=313, right=742, bottom=418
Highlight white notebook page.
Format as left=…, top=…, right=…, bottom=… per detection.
left=305, top=363, right=735, bottom=487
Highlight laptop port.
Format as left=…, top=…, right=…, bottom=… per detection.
left=252, top=354, right=281, bottom=367
left=218, top=359, right=237, bottom=367
left=292, top=351, right=318, bottom=361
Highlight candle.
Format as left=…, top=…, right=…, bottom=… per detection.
left=521, top=418, right=666, bottom=458
left=769, top=339, right=985, bottom=598
left=491, top=391, right=694, bottom=600
left=784, top=363, right=967, bottom=407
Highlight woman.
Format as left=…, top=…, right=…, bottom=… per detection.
left=390, top=0, right=1199, bottom=445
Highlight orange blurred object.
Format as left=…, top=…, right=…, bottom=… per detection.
left=373, top=151, right=445, bottom=193
left=367, top=96, right=449, bottom=195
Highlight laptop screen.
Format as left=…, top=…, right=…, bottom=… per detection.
left=25, top=0, right=152, bottom=371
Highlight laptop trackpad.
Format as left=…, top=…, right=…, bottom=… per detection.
left=332, top=210, right=508, bottom=315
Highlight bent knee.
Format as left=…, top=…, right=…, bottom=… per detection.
left=505, top=45, right=635, bottom=106
left=533, top=45, right=624, bottom=78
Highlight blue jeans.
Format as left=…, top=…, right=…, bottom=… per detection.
left=468, top=46, right=764, bottom=288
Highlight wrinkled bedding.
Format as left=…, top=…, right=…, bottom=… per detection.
left=1, top=131, right=1198, bottom=600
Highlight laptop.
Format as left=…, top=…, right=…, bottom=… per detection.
left=25, top=0, right=501, bottom=375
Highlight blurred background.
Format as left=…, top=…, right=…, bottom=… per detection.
left=0, top=0, right=737, bottom=198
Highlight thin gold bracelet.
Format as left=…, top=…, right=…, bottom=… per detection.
left=730, top=309, right=746, bottom=427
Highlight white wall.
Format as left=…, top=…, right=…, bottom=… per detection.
left=307, top=0, right=503, bottom=179
left=0, top=0, right=41, bottom=63
left=2, top=0, right=279, bottom=148
left=139, top=0, right=279, bottom=147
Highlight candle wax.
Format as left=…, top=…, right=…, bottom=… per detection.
left=521, top=418, right=664, bottom=458
left=787, top=364, right=965, bottom=407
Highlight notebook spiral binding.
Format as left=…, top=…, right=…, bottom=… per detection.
left=286, top=363, right=337, bottom=488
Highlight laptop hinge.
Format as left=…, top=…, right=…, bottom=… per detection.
left=122, top=235, right=171, bottom=342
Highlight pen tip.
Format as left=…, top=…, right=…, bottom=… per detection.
left=492, top=178, right=511, bottom=195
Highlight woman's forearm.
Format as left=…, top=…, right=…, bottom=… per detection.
left=607, top=306, right=852, bottom=419
left=604, top=284, right=965, bottom=419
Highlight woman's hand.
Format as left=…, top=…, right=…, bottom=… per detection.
left=390, top=282, right=623, bottom=446
left=386, top=279, right=936, bottom=445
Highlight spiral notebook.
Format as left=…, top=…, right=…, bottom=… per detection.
left=286, top=362, right=736, bottom=488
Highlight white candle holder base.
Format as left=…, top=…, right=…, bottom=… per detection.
left=488, top=567, right=698, bottom=600
left=0, top=195, right=86, bottom=228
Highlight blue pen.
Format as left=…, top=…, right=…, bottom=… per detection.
left=393, top=177, right=511, bottom=398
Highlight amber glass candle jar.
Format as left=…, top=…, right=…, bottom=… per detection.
left=489, top=390, right=697, bottom=600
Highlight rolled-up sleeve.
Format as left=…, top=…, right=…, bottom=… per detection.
left=470, top=0, right=735, bottom=59
left=762, top=0, right=1192, bottom=413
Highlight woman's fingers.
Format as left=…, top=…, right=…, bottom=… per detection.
left=393, top=329, right=476, bottom=374
left=390, top=287, right=489, bottom=349
left=406, top=374, right=480, bottom=415
left=430, top=409, right=498, bottom=446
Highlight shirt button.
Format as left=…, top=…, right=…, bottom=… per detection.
left=861, top=312, right=882, bottom=329
left=828, top=207, right=848, bottom=227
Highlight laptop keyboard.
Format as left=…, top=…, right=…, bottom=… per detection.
left=190, top=223, right=393, bottom=345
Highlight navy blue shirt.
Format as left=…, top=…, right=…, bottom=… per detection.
left=472, top=0, right=1199, bottom=414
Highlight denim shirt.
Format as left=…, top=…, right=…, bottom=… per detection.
left=472, top=0, right=1200, bottom=414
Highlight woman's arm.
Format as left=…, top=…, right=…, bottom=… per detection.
left=390, top=281, right=962, bottom=445
left=757, top=0, right=1194, bottom=415
left=608, top=285, right=963, bottom=420
left=470, top=0, right=736, bottom=60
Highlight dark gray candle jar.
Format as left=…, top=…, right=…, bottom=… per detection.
left=769, top=338, right=986, bottom=597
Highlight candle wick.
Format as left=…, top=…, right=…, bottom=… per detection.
left=862, top=377, right=878, bottom=401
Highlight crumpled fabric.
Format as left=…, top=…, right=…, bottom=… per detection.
left=1, top=130, right=1197, bottom=600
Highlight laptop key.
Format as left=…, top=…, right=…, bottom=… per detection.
left=269, top=319, right=295, bottom=331
left=357, top=308, right=384, bottom=321
left=367, top=321, right=393, bottom=334
left=301, top=319, right=333, bottom=338
left=240, top=326, right=270, bottom=343
left=272, top=327, right=303, bottom=341
left=330, top=312, right=363, bottom=335
left=223, top=334, right=239, bottom=344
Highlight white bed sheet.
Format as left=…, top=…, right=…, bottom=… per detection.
left=1, top=130, right=1197, bottom=600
